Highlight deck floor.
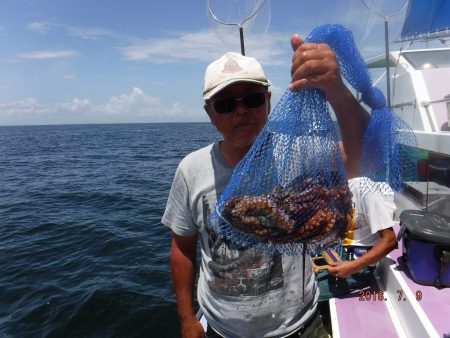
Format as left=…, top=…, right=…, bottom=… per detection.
left=331, top=280, right=400, bottom=337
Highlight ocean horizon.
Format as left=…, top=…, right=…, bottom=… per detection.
left=0, top=121, right=211, bottom=128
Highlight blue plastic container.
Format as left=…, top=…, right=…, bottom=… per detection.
left=399, top=210, right=450, bottom=287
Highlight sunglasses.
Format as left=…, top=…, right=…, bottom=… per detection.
left=209, top=92, right=267, bottom=114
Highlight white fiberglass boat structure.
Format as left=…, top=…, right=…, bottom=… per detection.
left=331, top=1, right=450, bottom=337
left=365, top=0, right=450, bottom=219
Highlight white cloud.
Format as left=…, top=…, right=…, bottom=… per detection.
left=54, top=98, right=93, bottom=112
left=98, top=87, right=184, bottom=118
left=0, top=87, right=201, bottom=125
left=67, top=26, right=124, bottom=40
left=25, top=20, right=127, bottom=41
left=26, top=21, right=51, bottom=34
left=120, top=28, right=288, bottom=66
left=18, top=50, right=79, bottom=60
left=0, top=98, right=46, bottom=115
left=99, top=87, right=150, bottom=114
left=61, top=74, right=76, bottom=80
left=22, top=21, right=288, bottom=66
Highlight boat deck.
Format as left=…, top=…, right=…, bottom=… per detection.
left=330, top=282, right=400, bottom=338
left=330, top=221, right=450, bottom=338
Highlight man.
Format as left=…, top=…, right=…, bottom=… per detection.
left=317, top=178, right=397, bottom=301
left=315, top=143, right=397, bottom=301
left=162, top=34, right=369, bottom=337
left=339, top=176, right=397, bottom=274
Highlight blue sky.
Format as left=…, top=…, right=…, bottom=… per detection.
left=0, top=0, right=414, bottom=126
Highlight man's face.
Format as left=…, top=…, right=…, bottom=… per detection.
left=205, top=82, right=271, bottom=150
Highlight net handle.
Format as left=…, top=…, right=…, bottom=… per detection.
left=360, top=0, right=408, bottom=20
left=207, top=0, right=267, bottom=26
left=207, top=0, right=268, bottom=55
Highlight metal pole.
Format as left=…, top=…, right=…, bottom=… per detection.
left=239, top=26, right=245, bottom=55
left=425, top=164, right=430, bottom=212
left=384, top=17, right=391, bottom=108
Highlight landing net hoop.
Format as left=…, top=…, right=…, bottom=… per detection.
left=207, top=0, right=269, bottom=55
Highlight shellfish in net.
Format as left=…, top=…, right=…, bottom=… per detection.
left=220, top=173, right=353, bottom=248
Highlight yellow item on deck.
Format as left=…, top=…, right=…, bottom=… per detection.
left=312, top=248, right=343, bottom=273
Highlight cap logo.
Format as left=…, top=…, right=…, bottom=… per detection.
left=222, top=56, right=243, bottom=74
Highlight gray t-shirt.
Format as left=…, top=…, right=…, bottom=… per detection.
left=162, top=142, right=318, bottom=338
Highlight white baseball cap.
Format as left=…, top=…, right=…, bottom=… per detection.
left=203, top=52, right=269, bottom=100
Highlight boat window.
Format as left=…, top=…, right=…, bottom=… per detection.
left=401, top=50, right=450, bottom=69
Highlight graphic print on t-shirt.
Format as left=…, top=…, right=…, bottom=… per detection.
left=203, top=196, right=284, bottom=297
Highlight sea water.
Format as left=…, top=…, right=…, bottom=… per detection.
left=0, top=123, right=219, bottom=337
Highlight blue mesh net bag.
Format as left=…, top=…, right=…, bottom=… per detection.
left=360, top=86, right=418, bottom=193
left=210, top=24, right=417, bottom=254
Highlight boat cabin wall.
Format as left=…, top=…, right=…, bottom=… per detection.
left=392, top=67, right=450, bottom=133
left=392, top=72, right=425, bottom=131
left=421, top=68, right=450, bottom=131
